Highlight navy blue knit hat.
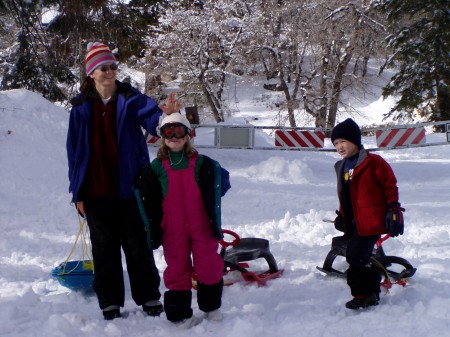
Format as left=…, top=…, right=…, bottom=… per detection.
left=330, top=118, right=362, bottom=147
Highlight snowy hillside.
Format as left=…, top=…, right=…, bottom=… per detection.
left=1, top=88, right=450, bottom=337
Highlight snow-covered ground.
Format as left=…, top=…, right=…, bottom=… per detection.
left=1, top=86, right=450, bottom=337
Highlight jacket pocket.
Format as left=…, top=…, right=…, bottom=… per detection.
left=357, top=202, right=385, bottom=235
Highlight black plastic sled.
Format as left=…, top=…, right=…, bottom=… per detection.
left=317, top=221, right=416, bottom=288
left=222, top=229, right=284, bottom=285
left=193, top=229, right=284, bottom=287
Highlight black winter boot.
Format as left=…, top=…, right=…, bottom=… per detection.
left=102, top=305, right=121, bottom=320
left=197, top=279, right=223, bottom=313
left=143, top=300, right=164, bottom=317
left=346, top=263, right=381, bottom=309
left=345, top=293, right=379, bottom=310
left=164, top=290, right=193, bottom=322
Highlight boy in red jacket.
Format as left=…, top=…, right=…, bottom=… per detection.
left=331, top=118, right=405, bottom=309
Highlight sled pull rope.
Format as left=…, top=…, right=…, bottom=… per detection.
left=59, top=212, right=94, bottom=275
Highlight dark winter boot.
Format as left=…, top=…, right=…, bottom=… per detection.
left=102, top=305, right=121, bottom=320
left=346, top=263, right=381, bottom=309
left=143, top=300, right=164, bottom=317
left=164, top=290, right=193, bottom=323
left=197, top=279, right=223, bottom=313
left=345, top=293, right=379, bottom=310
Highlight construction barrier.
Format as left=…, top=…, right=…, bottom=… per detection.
left=375, top=127, right=426, bottom=148
left=146, top=135, right=160, bottom=144
left=275, top=130, right=325, bottom=148
left=145, top=121, right=450, bottom=152
left=446, top=123, right=450, bottom=142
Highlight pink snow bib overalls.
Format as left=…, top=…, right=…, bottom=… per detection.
left=161, top=154, right=224, bottom=291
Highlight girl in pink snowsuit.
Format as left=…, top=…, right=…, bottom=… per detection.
left=135, top=113, right=230, bottom=328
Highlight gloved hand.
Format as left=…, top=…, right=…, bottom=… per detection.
left=334, top=210, right=345, bottom=232
left=385, top=202, right=405, bottom=237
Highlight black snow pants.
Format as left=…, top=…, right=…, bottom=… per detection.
left=84, top=196, right=161, bottom=309
left=346, top=232, right=381, bottom=298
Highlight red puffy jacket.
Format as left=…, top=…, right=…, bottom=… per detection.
left=335, top=149, right=399, bottom=236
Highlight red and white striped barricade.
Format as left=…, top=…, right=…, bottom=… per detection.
left=146, top=134, right=161, bottom=145
left=146, top=128, right=196, bottom=145
left=275, top=130, right=325, bottom=148
left=375, top=127, right=425, bottom=148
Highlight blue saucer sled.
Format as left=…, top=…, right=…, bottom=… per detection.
left=52, top=260, right=94, bottom=290
left=52, top=215, right=95, bottom=291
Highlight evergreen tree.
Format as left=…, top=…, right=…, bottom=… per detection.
left=379, top=0, right=450, bottom=123
left=1, top=0, right=165, bottom=102
left=40, top=0, right=166, bottom=95
left=1, top=0, right=76, bottom=102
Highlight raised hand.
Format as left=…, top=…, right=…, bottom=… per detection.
left=160, top=92, right=182, bottom=115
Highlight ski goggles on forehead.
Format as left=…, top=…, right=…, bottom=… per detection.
left=161, top=123, right=190, bottom=139
left=99, top=63, right=118, bottom=72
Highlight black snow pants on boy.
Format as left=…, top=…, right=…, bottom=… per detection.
left=346, top=233, right=381, bottom=298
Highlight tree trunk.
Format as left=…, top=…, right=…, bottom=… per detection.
left=280, top=79, right=296, bottom=127
left=327, top=47, right=353, bottom=128
left=199, top=74, right=224, bottom=123
left=317, top=44, right=331, bottom=128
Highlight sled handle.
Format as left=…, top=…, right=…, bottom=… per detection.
left=219, top=229, right=241, bottom=248
left=376, top=234, right=390, bottom=247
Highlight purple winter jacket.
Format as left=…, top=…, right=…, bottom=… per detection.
left=66, top=81, right=162, bottom=202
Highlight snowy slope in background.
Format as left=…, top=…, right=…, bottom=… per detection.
left=1, top=88, right=450, bottom=337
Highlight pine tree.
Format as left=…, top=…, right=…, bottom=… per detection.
left=1, top=0, right=165, bottom=102
left=379, top=0, right=450, bottom=123
left=42, top=0, right=165, bottom=92
left=1, top=0, right=77, bottom=101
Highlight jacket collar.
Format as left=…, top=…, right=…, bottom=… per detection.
left=70, top=80, right=135, bottom=107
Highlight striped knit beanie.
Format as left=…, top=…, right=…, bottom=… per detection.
left=85, top=42, right=117, bottom=76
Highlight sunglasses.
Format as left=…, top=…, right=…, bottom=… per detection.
left=161, top=124, right=189, bottom=139
left=99, top=63, right=118, bottom=72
